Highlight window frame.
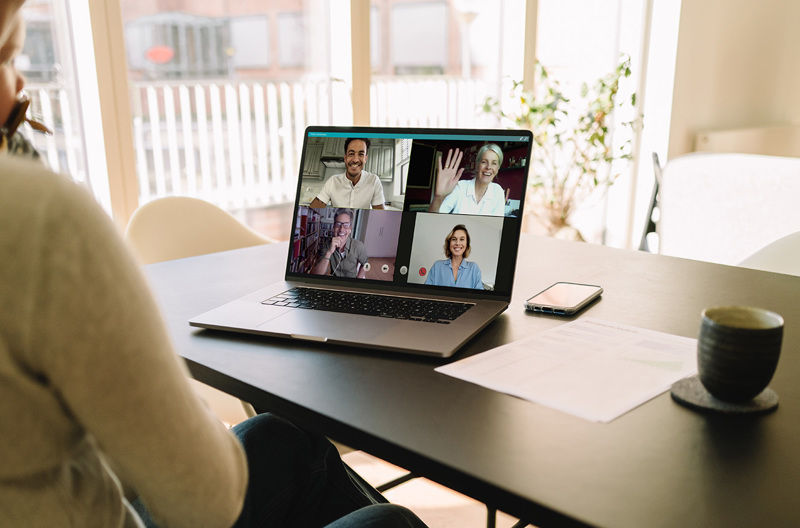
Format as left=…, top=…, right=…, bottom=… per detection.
left=88, top=0, right=660, bottom=252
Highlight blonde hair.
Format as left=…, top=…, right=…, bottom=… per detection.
left=476, top=143, right=503, bottom=168
left=444, top=224, right=471, bottom=259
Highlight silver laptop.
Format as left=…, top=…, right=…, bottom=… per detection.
left=190, top=126, right=532, bottom=358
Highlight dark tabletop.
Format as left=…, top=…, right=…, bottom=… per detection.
left=145, top=235, right=800, bottom=528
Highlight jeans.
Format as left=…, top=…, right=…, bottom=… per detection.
left=133, top=413, right=428, bottom=528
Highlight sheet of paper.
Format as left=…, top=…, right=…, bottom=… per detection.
left=436, top=318, right=698, bottom=423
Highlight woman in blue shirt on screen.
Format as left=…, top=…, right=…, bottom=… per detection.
left=425, top=224, right=484, bottom=289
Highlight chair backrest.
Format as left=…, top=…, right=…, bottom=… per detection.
left=656, top=152, right=800, bottom=265
left=639, top=152, right=663, bottom=252
left=738, top=231, right=800, bottom=276
left=125, top=196, right=273, bottom=264
left=124, top=196, right=267, bottom=425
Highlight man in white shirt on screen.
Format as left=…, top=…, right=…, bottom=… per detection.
left=309, top=138, right=385, bottom=210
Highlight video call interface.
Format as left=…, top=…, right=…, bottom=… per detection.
left=288, top=130, right=532, bottom=298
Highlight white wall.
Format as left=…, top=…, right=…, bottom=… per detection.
left=668, top=0, right=800, bottom=158
left=360, top=210, right=402, bottom=258
left=407, top=213, right=504, bottom=287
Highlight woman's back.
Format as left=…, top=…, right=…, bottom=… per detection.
left=0, top=156, right=247, bottom=527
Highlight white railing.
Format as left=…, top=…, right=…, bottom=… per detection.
left=371, top=77, right=494, bottom=129
left=130, top=76, right=499, bottom=211
left=24, top=84, right=87, bottom=184
left=26, top=77, right=499, bottom=213
left=129, top=78, right=348, bottom=211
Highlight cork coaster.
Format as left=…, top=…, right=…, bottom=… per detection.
left=671, top=375, right=778, bottom=416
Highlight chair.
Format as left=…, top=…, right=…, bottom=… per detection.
left=125, top=196, right=275, bottom=265
left=125, top=196, right=275, bottom=426
left=640, top=152, right=800, bottom=266
left=738, top=231, right=800, bottom=276
left=638, top=152, right=663, bottom=252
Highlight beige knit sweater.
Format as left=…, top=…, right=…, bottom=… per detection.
left=0, top=155, right=247, bottom=527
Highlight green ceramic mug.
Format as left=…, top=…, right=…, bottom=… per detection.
left=698, top=306, right=784, bottom=403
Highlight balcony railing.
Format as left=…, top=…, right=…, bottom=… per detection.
left=26, top=76, right=498, bottom=212
left=25, top=85, right=87, bottom=184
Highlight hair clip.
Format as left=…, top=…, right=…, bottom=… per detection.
left=1, top=91, right=53, bottom=137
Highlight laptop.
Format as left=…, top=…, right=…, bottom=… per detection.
left=190, top=126, right=532, bottom=358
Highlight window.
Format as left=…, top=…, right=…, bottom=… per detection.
left=535, top=0, right=647, bottom=247
left=17, top=0, right=100, bottom=204
left=390, top=2, right=447, bottom=75
left=277, top=13, right=306, bottom=68
left=369, top=0, right=526, bottom=128
left=125, top=13, right=229, bottom=80
left=119, top=1, right=336, bottom=217
left=19, top=17, right=56, bottom=83
left=230, top=16, right=270, bottom=69
left=26, top=0, right=664, bottom=248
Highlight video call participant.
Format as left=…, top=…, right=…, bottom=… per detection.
left=428, top=143, right=506, bottom=216
left=425, top=224, right=483, bottom=289
left=309, top=138, right=386, bottom=210
left=312, top=208, right=369, bottom=278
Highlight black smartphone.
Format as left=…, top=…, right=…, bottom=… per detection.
left=524, top=282, right=603, bottom=315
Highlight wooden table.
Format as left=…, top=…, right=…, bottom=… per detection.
left=145, top=235, right=800, bottom=527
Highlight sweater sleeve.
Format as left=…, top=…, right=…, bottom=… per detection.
left=28, top=172, right=247, bottom=528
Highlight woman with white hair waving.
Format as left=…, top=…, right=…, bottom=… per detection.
left=428, top=143, right=507, bottom=216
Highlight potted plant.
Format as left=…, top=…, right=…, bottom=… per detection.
left=483, top=56, right=640, bottom=240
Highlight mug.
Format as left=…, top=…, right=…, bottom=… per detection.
left=698, top=306, right=783, bottom=402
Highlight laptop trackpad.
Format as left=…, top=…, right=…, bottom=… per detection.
left=257, top=309, right=393, bottom=342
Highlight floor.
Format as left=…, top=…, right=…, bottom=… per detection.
left=198, top=386, right=527, bottom=527
left=342, top=450, right=525, bottom=528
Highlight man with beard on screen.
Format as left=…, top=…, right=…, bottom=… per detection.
left=309, top=138, right=386, bottom=210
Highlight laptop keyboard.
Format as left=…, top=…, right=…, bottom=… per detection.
left=261, top=287, right=473, bottom=324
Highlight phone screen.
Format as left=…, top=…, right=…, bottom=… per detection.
left=525, top=282, right=603, bottom=314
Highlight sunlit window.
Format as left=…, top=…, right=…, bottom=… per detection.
left=230, top=16, right=270, bottom=69
left=390, top=2, right=447, bottom=75
left=369, top=0, right=525, bottom=128
left=120, top=0, right=338, bottom=223
left=11, top=0, right=670, bottom=247
left=277, top=13, right=306, bottom=68
left=17, top=1, right=95, bottom=195
left=125, top=14, right=229, bottom=80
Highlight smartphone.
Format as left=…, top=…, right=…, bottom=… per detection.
left=524, top=282, right=603, bottom=315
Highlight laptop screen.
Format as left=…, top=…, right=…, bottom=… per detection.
left=286, top=126, right=532, bottom=301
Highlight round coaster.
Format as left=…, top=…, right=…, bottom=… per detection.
left=671, top=375, right=779, bottom=416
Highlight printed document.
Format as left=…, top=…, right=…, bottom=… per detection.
left=436, top=318, right=698, bottom=423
